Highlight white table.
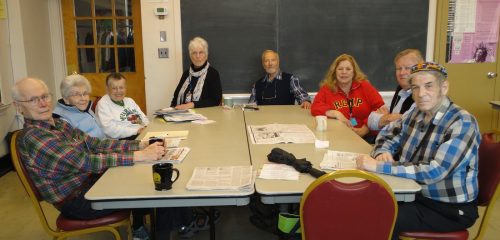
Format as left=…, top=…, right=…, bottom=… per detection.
left=244, top=105, right=421, bottom=203
left=86, top=107, right=253, bottom=239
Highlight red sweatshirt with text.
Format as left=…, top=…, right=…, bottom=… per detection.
left=311, top=80, right=384, bottom=128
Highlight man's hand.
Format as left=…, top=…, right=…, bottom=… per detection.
left=378, top=113, right=402, bottom=129
left=374, top=152, right=394, bottom=162
left=301, top=101, right=312, bottom=109
left=352, top=124, right=369, bottom=137
left=175, top=102, right=195, bottom=110
left=133, top=142, right=165, bottom=161
left=356, top=154, right=378, bottom=172
left=325, top=110, right=352, bottom=128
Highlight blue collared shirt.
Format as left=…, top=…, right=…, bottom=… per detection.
left=371, top=97, right=480, bottom=203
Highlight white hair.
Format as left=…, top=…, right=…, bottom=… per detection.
left=188, top=37, right=209, bottom=56
left=61, top=74, right=92, bottom=98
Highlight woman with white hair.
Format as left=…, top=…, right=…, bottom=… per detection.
left=170, top=36, right=222, bottom=109
left=53, top=74, right=106, bottom=139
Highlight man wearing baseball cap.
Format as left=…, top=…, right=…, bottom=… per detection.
left=357, top=62, right=480, bottom=239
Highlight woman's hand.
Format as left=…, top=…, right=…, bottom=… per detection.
left=352, top=124, right=369, bottom=137
left=175, top=102, right=195, bottom=110
left=325, top=110, right=352, bottom=128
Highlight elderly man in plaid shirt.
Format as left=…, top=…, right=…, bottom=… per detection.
left=357, top=62, right=480, bottom=239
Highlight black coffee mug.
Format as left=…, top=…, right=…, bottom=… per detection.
left=152, top=163, right=180, bottom=191
left=149, top=136, right=164, bottom=145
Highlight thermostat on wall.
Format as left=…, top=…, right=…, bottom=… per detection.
left=154, top=7, right=168, bottom=16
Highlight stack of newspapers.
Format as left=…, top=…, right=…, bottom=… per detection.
left=186, top=166, right=254, bottom=191
left=154, top=108, right=207, bottom=122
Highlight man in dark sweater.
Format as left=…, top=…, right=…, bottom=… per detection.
left=368, top=49, right=424, bottom=130
left=249, top=50, right=311, bottom=108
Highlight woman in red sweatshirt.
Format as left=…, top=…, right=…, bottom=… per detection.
left=311, top=54, right=384, bottom=139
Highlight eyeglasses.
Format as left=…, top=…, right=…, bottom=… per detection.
left=16, top=93, right=52, bottom=105
left=68, top=92, right=90, bottom=98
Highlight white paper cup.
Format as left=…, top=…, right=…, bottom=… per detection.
left=315, top=116, right=327, bottom=131
left=223, top=97, right=233, bottom=107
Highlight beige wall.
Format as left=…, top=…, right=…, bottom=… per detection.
left=19, top=0, right=56, bottom=96
left=141, top=0, right=183, bottom=113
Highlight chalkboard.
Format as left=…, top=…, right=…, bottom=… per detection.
left=181, top=0, right=428, bottom=93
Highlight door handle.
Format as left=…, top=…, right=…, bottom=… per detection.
left=487, top=72, right=498, bottom=79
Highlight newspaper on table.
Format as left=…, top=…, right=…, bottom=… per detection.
left=258, top=164, right=300, bottom=180
left=320, top=150, right=361, bottom=170
left=186, top=166, right=254, bottom=191
left=154, top=108, right=189, bottom=116
left=155, top=108, right=208, bottom=122
left=248, top=124, right=316, bottom=144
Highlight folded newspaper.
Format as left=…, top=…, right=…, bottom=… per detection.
left=248, top=124, right=316, bottom=144
left=320, top=150, right=361, bottom=170
left=186, top=166, right=254, bottom=191
left=154, top=108, right=207, bottom=122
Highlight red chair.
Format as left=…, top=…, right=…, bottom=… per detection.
left=10, top=130, right=132, bottom=240
left=400, top=133, right=500, bottom=240
left=300, top=169, right=398, bottom=240
left=91, top=95, right=102, bottom=112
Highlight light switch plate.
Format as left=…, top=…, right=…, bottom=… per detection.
left=158, top=48, right=169, bottom=58
left=160, top=31, right=167, bottom=42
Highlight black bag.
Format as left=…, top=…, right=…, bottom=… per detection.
left=248, top=195, right=280, bottom=235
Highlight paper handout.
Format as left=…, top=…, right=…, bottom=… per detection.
left=320, top=150, right=361, bottom=170
left=142, top=131, right=189, bottom=140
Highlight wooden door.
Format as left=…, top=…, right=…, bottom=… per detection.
left=61, top=0, right=146, bottom=111
left=434, top=0, right=500, bottom=133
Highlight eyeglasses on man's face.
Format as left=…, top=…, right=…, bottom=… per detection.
left=16, top=93, right=53, bottom=105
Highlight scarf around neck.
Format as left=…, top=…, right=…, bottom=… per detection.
left=177, top=62, right=210, bottom=105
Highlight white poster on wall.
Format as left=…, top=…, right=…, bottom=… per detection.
left=447, top=0, right=500, bottom=63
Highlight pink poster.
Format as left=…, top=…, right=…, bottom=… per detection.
left=447, top=0, right=500, bottom=63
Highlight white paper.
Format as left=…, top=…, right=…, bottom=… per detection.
left=186, top=166, right=254, bottom=191
left=315, top=139, right=330, bottom=149
left=248, top=124, right=316, bottom=144
left=258, top=164, right=300, bottom=180
left=142, top=131, right=189, bottom=140
left=320, top=150, right=361, bottom=170
left=192, top=119, right=216, bottom=125
left=135, top=147, right=190, bottom=164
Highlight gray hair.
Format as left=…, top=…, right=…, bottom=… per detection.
left=12, top=77, right=48, bottom=101
left=409, top=71, right=447, bottom=86
left=188, top=37, right=209, bottom=56
left=261, top=50, right=280, bottom=62
left=61, top=74, right=92, bottom=98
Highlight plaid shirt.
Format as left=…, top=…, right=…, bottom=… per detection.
left=18, top=118, right=138, bottom=204
left=372, top=98, right=480, bottom=203
left=249, top=71, right=311, bottom=104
